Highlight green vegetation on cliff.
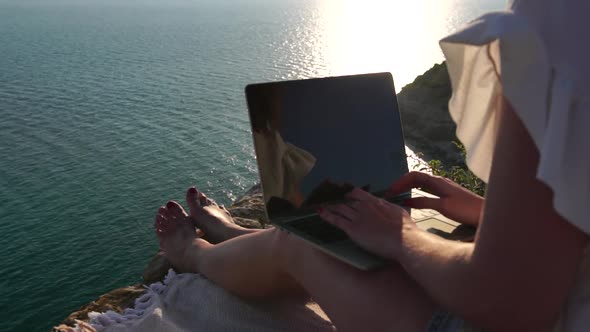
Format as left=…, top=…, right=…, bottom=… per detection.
left=401, top=62, right=452, bottom=110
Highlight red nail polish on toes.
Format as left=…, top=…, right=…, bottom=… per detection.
left=189, top=187, right=197, bottom=194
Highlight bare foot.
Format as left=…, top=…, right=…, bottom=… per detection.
left=185, top=187, right=257, bottom=244
left=154, top=201, right=212, bottom=273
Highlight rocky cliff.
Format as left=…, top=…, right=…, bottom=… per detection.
left=397, top=62, right=461, bottom=165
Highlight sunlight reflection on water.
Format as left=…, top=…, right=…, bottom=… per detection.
left=282, top=0, right=505, bottom=91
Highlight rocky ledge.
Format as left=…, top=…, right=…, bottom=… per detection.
left=54, top=63, right=458, bottom=331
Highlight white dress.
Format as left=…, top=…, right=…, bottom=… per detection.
left=439, top=0, right=590, bottom=331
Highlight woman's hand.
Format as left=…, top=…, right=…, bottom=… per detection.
left=318, top=188, right=415, bottom=260
left=388, top=171, right=484, bottom=226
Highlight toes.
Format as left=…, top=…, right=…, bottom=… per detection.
left=197, top=191, right=219, bottom=208
left=186, top=186, right=204, bottom=217
left=195, top=191, right=218, bottom=207
left=166, top=200, right=188, bottom=220
left=155, top=201, right=191, bottom=237
left=155, top=206, right=168, bottom=232
left=200, top=193, right=209, bottom=206
left=154, top=213, right=171, bottom=235
left=185, top=186, right=224, bottom=215
left=158, top=206, right=168, bottom=216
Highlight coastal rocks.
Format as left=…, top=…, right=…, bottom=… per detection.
left=142, top=251, right=172, bottom=285
left=54, top=285, right=146, bottom=331
left=397, top=62, right=461, bottom=166
left=226, top=184, right=269, bottom=228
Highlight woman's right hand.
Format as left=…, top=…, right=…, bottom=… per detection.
left=387, top=171, right=484, bottom=226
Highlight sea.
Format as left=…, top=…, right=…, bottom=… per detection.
left=0, top=0, right=505, bottom=330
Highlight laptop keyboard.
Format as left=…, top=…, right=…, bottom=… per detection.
left=284, top=215, right=349, bottom=244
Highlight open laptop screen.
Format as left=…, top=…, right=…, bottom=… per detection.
left=246, top=72, right=408, bottom=220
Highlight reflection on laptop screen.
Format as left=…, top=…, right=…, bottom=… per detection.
left=246, top=73, right=408, bottom=220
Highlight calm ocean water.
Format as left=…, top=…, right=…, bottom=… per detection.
left=0, top=0, right=504, bottom=330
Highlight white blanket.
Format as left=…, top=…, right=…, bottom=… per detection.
left=67, top=270, right=335, bottom=332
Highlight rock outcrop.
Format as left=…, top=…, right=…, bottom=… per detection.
left=398, top=62, right=461, bottom=165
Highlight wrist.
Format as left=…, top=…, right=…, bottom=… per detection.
left=389, top=217, right=421, bottom=261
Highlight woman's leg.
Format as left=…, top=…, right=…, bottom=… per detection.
left=195, top=229, right=435, bottom=331
left=156, top=188, right=435, bottom=332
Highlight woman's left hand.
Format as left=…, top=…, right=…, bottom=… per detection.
left=318, top=187, right=415, bottom=260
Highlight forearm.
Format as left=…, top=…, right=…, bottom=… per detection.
left=396, top=225, right=538, bottom=331
left=397, top=226, right=479, bottom=316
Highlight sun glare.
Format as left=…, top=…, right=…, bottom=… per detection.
left=314, top=0, right=473, bottom=91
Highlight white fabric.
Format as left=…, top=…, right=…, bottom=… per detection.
left=67, top=270, right=334, bottom=332
left=439, top=1, right=590, bottom=331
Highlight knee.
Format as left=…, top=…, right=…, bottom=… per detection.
left=267, top=227, right=311, bottom=272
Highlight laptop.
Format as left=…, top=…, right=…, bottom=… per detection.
left=245, top=72, right=470, bottom=270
